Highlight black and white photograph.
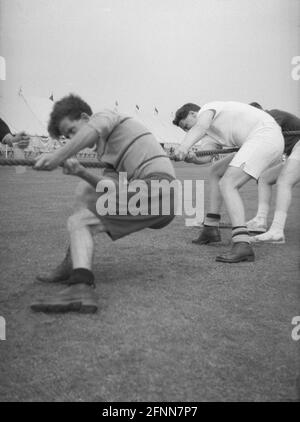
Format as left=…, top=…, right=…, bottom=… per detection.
left=0, top=0, right=299, bottom=405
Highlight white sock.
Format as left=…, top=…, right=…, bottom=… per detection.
left=255, top=202, right=269, bottom=223
left=269, top=211, right=287, bottom=233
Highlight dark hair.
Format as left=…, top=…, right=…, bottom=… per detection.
left=249, top=102, right=263, bottom=110
left=172, top=103, right=200, bottom=126
left=48, top=94, right=93, bottom=139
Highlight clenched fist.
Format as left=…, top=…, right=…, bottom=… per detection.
left=63, top=158, right=85, bottom=176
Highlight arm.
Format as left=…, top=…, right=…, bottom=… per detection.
left=76, top=168, right=102, bottom=189
left=2, top=132, right=30, bottom=148
left=52, top=125, right=98, bottom=162
left=189, top=137, right=223, bottom=164
left=62, top=158, right=102, bottom=188
left=184, top=154, right=212, bottom=165
left=184, top=150, right=212, bottom=165
left=174, top=110, right=215, bottom=160
left=2, top=133, right=14, bottom=147
left=0, top=119, right=12, bottom=145
left=0, top=117, right=30, bottom=148
left=12, top=131, right=30, bottom=148
left=34, top=124, right=99, bottom=170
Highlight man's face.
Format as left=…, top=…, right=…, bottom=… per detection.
left=178, top=111, right=198, bottom=132
left=58, top=115, right=89, bottom=139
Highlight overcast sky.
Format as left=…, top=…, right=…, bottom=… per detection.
left=0, top=0, right=299, bottom=118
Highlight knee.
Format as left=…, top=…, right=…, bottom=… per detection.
left=258, top=174, right=269, bottom=185
left=276, top=177, right=292, bottom=190
left=219, top=175, right=232, bottom=191
left=258, top=173, right=275, bottom=186
left=75, top=181, right=95, bottom=203
left=67, top=213, right=83, bottom=233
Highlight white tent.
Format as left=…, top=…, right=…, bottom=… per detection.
left=135, top=112, right=184, bottom=145
left=0, top=93, right=185, bottom=146
left=0, top=91, right=53, bottom=136
left=114, top=107, right=184, bottom=146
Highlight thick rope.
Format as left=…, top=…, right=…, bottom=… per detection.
left=1, top=128, right=299, bottom=167
left=0, top=147, right=240, bottom=168
left=193, top=147, right=238, bottom=157
left=0, top=158, right=102, bottom=168
left=18, top=129, right=300, bottom=138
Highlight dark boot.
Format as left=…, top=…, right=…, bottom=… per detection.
left=192, top=226, right=221, bottom=245
left=216, top=242, right=255, bottom=263
left=36, top=247, right=72, bottom=283
left=30, top=284, right=98, bottom=314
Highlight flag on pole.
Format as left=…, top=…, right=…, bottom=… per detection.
left=114, top=100, right=119, bottom=112
left=49, top=93, right=54, bottom=102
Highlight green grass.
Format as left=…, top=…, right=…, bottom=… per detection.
left=0, top=162, right=299, bottom=401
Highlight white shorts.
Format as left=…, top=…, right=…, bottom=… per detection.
left=229, top=124, right=284, bottom=179
left=288, top=140, right=300, bottom=162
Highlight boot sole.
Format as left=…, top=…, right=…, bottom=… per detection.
left=198, top=222, right=231, bottom=229
left=36, top=276, right=71, bottom=284
left=216, top=255, right=255, bottom=263
left=31, top=300, right=98, bottom=314
left=253, top=239, right=285, bottom=244
left=192, top=239, right=221, bottom=245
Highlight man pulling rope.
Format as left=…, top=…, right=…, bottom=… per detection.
left=172, top=101, right=284, bottom=263
left=28, top=94, right=177, bottom=314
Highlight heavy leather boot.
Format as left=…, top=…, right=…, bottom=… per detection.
left=36, top=247, right=72, bottom=283
left=192, top=226, right=221, bottom=245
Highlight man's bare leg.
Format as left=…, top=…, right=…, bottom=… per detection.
left=67, top=208, right=106, bottom=271
left=193, top=154, right=234, bottom=244
left=207, top=153, right=235, bottom=214
left=216, top=166, right=255, bottom=263
left=32, top=197, right=105, bottom=313
left=37, top=180, right=99, bottom=283
left=252, top=158, right=300, bottom=243
left=219, top=166, right=252, bottom=226
left=247, top=163, right=283, bottom=232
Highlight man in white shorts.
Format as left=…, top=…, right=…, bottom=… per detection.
left=251, top=140, right=300, bottom=244
left=173, top=101, right=284, bottom=263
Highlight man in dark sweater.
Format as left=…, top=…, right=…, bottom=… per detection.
left=0, top=117, right=30, bottom=148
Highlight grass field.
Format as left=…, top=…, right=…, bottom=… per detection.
left=0, top=162, right=299, bottom=402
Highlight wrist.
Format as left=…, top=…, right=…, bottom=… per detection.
left=50, top=150, right=65, bottom=167
left=77, top=167, right=86, bottom=177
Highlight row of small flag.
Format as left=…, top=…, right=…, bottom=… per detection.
left=115, top=101, right=159, bottom=114
left=48, top=95, right=160, bottom=115
left=18, top=90, right=162, bottom=115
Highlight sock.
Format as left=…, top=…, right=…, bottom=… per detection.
left=68, top=268, right=95, bottom=287
left=232, top=226, right=250, bottom=243
left=204, top=213, right=221, bottom=227
left=269, top=211, right=287, bottom=233
left=255, top=202, right=269, bottom=223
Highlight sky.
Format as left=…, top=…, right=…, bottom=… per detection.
left=0, top=0, right=299, bottom=121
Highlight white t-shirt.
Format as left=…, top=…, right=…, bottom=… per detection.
left=195, top=134, right=221, bottom=150
left=198, top=101, right=278, bottom=147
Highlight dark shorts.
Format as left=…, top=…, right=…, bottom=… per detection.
left=95, top=172, right=177, bottom=241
